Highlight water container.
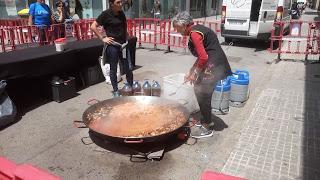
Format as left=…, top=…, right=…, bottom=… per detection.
left=291, top=22, right=301, bottom=36
left=132, top=80, right=141, bottom=95
left=142, top=80, right=151, bottom=96
left=121, top=82, right=133, bottom=96
left=151, top=80, right=161, bottom=97
left=211, top=78, right=231, bottom=114
left=230, top=70, right=249, bottom=103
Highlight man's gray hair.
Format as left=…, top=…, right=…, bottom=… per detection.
left=172, top=11, right=193, bottom=26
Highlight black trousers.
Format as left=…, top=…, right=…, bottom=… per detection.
left=194, top=65, right=229, bottom=126
left=36, top=26, right=49, bottom=45
left=106, top=45, right=133, bottom=91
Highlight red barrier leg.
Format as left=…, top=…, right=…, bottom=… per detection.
left=0, top=29, right=5, bottom=52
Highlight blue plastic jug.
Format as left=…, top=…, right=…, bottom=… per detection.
left=229, top=70, right=250, bottom=103
left=212, top=78, right=231, bottom=114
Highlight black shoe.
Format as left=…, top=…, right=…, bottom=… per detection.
left=191, top=126, right=214, bottom=139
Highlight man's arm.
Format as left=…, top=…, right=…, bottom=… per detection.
left=184, top=32, right=208, bottom=84
left=122, top=11, right=128, bottom=39
left=90, top=21, right=114, bottom=44
left=190, top=31, right=208, bottom=69
left=90, top=21, right=104, bottom=40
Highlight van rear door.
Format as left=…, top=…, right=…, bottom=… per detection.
left=256, top=0, right=278, bottom=35
left=224, top=0, right=252, bottom=35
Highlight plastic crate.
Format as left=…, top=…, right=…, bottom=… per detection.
left=51, top=76, right=76, bottom=103
left=82, top=65, right=105, bottom=86
left=162, top=73, right=199, bottom=113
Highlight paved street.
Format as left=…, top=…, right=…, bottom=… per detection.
left=0, top=9, right=319, bottom=180
left=222, top=61, right=320, bottom=180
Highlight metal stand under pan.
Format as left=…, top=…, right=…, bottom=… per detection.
left=80, top=126, right=191, bottom=162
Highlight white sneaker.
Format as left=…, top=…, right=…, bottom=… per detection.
left=194, top=120, right=202, bottom=127
left=189, top=118, right=202, bottom=127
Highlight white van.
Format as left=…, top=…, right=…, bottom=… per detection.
left=221, top=0, right=292, bottom=42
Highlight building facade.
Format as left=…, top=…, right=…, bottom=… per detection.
left=0, top=0, right=222, bottom=19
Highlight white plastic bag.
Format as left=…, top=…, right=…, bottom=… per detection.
left=0, top=81, right=17, bottom=127
left=99, top=56, right=122, bottom=84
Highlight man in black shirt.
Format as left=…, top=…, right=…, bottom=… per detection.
left=91, top=0, right=133, bottom=97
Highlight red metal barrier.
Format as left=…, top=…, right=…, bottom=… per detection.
left=15, top=164, right=60, bottom=180
left=165, top=19, right=188, bottom=52
left=0, top=18, right=28, bottom=28
left=129, top=18, right=220, bottom=52
left=201, top=171, right=246, bottom=180
left=72, top=19, right=97, bottom=40
left=194, top=20, right=221, bottom=33
left=0, top=28, right=5, bottom=52
left=0, top=156, right=60, bottom=180
left=0, top=157, right=17, bottom=180
left=129, top=18, right=187, bottom=51
left=0, top=24, right=68, bottom=52
left=129, top=18, right=163, bottom=49
left=269, top=20, right=320, bottom=61
left=0, top=18, right=221, bottom=53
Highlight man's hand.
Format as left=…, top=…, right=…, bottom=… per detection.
left=184, top=67, right=202, bottom=85
left=184, top=72, right=196, bottom=85
left=102, top=36, right=114, bottom=44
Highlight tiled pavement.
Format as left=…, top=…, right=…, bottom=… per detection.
left=221, top=60, right=320, bottom=180
left=221, top=88, right=320, bottom=180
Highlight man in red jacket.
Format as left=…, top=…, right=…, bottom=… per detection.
left=173, top=12, right=232, bottom=138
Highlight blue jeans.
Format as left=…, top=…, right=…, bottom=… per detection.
left=106, top=45, right=133, bottom=91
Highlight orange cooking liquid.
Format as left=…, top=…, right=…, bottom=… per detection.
left=87, top=102, right=187, bottom=137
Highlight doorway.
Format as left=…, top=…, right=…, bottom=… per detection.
left=190, top=0, right=206, bottom=18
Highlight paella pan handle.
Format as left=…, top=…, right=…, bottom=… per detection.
left=73, top=120, right=88, bottom=128
left=81, top=137, right=93, bottom=145
left=87, top=99, right=100, bottom=106
left=124, top=138, right=144, bottom=144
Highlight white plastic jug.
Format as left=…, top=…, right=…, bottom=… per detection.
left=55, top=42, right=64, bottom=52
left=291, top=23, right=301, bottom=36
left=99, top=57, right=121, bottom=84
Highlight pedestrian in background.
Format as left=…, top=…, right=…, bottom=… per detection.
left=151, top=0, right=161, bottom=19
left=75, top=0, right=83, bottom=19
left=53, top=1, right=66, bottom=24
left=291, top=1, right=301, bottom=20
left=290, top=1, right=301, bottom=36
left=53, top=0, right=71, bottom=38
left=28, top=0, right=53, bottom=44
left=172, top=11, right=232, bottom=138
left=90, top=0, right=133, bottom=97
